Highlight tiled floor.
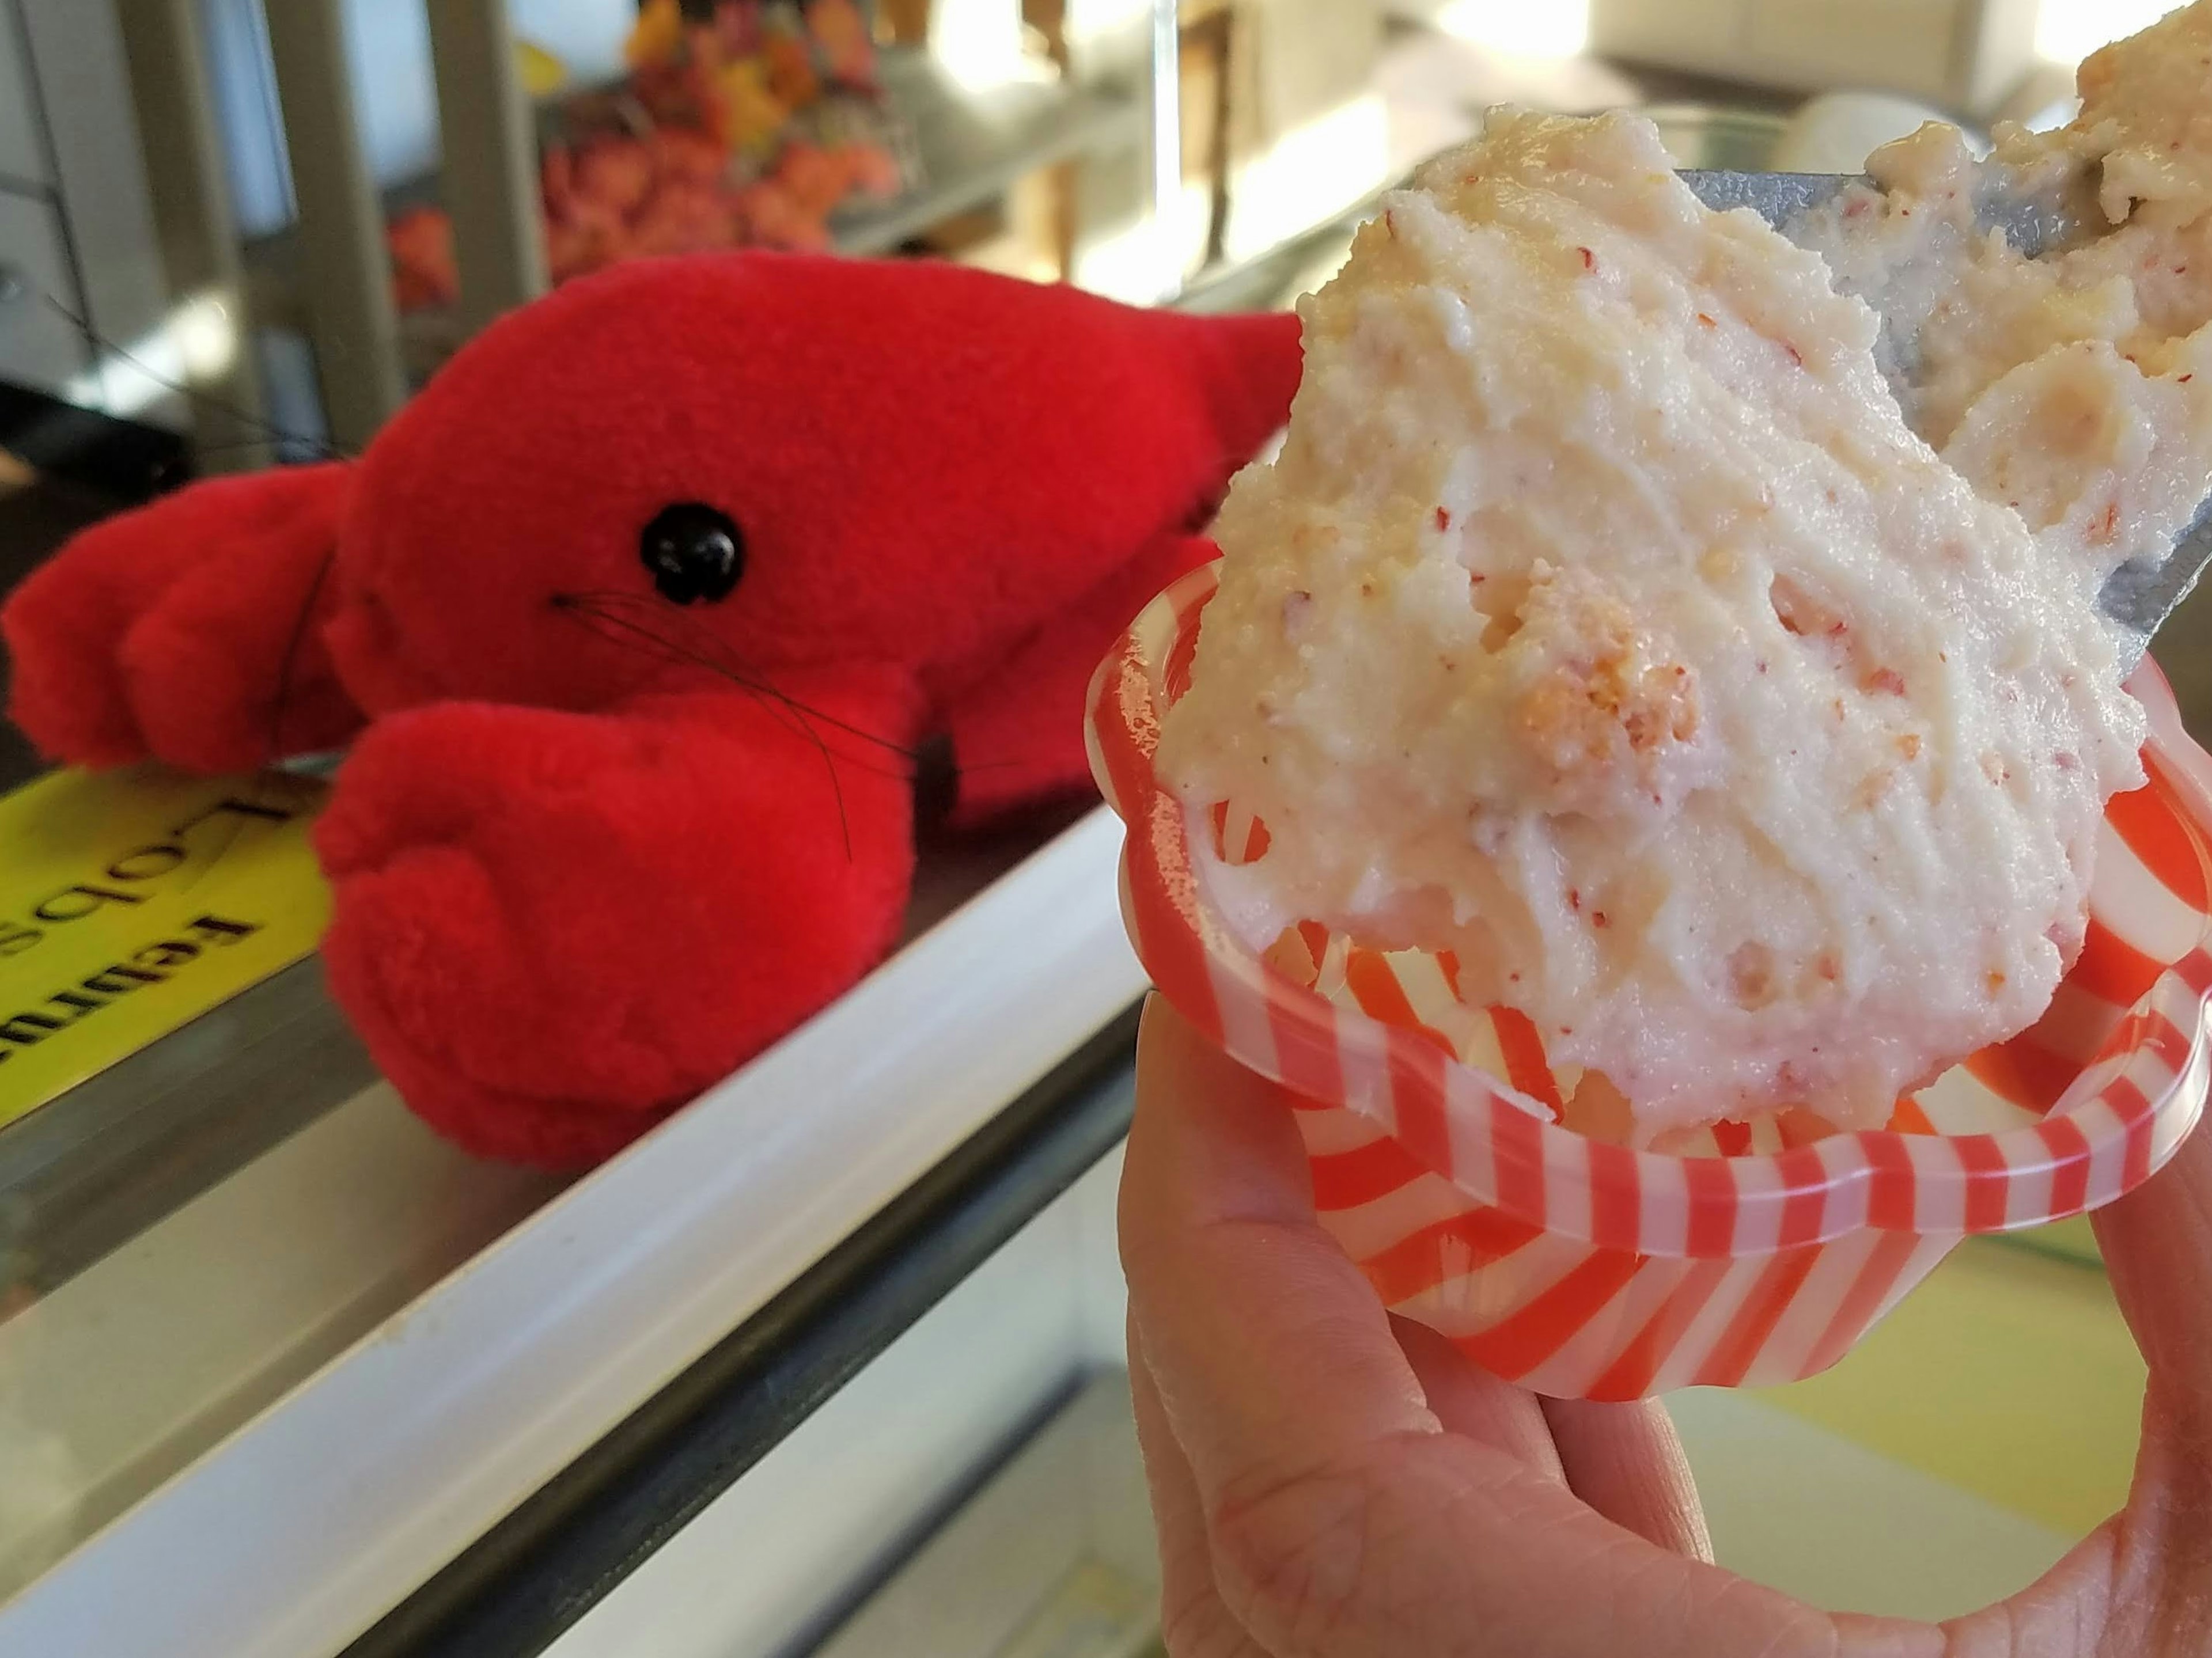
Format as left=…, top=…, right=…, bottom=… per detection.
left=1680, top=1235, right=2139, bottom=1618
left=1675, top=1387, right=2078, bottom=1621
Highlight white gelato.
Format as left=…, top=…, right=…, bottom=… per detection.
left=1157, top=106, right=2150, bottom=1141
left=1789, top=1, right=2212, bottom=588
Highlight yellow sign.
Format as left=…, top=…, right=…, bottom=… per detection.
left=0, top=765, right=331, bottom=1131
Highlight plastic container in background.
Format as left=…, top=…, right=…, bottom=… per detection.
left=1087, top=564, right=2212, bottom=1400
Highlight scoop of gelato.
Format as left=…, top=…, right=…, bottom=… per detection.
left=1787, top=3, right=2212, bottom=589
left=1157, top=107, right=2146, bottom=1141
left=2023, top=0, right=2212, bottom=231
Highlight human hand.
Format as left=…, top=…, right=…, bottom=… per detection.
left=1120, top=995, right=2212, bottom=1656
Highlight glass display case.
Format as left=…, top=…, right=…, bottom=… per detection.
left=0, top=173, right=1368, bottom=1652
left=0, top=4, right=2191, bottom=1654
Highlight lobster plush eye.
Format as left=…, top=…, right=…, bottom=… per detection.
left=640, top=503, right=746, bottom=605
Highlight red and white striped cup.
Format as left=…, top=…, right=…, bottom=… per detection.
left=1086, top=563, right=2212, bottom=1399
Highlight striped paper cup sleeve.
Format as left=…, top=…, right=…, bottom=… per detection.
left=1086, top=563, right=2212, bottom=1400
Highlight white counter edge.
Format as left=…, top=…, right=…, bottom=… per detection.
left=0, top=806, right=1144, bottom=1658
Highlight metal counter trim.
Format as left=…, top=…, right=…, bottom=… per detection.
left=0, top=806, right=1146, bottom=1658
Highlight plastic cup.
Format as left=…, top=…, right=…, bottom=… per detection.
left=1087, top=563, right=2212, bottom=1399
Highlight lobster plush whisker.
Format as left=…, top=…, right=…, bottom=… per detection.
left=548, top=591, right=895, bottom=856
left=548, top=590, right=925, bottom=802
left=552, top=589, right=926, bottom=768
left=42, top=291, right=354, bottom=465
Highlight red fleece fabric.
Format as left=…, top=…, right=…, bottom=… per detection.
left=2, top=252, right=1302, bottom=1166
left=3, top=462, right=363, bottom=771
left=317, top=672, right=922, bottom=1166
left=326, top=255, right=1305, bottom=718
left=942, top=531, right=1219, bottom=824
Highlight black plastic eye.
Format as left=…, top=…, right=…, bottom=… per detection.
left=640, top=502, right=745, bottom=605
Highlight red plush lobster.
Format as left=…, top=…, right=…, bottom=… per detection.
left=2, top=253, right=1300, bottom=1165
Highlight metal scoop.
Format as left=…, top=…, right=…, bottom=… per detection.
left=1680, top=168, right=2212, bottom=673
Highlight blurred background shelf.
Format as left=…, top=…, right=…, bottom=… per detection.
left=238, top=44, right=1144, bottom=387
left=825, top=51, right=1140, bottom=256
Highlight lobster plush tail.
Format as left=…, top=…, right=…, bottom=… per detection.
left=2, top=461, right=366, bottom=774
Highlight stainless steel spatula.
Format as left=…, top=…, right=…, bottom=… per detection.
left=1679, top=168, right=2212, bottom=672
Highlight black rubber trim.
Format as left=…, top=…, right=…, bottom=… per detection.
left=340, top=998, right=1144, bottom=1658
left=0, top=381, right=192, bottom=503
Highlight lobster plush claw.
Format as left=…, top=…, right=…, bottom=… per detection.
left=1, top=253, right=1302, bottom=1165
left=5, top=462, right=365, bottom=773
